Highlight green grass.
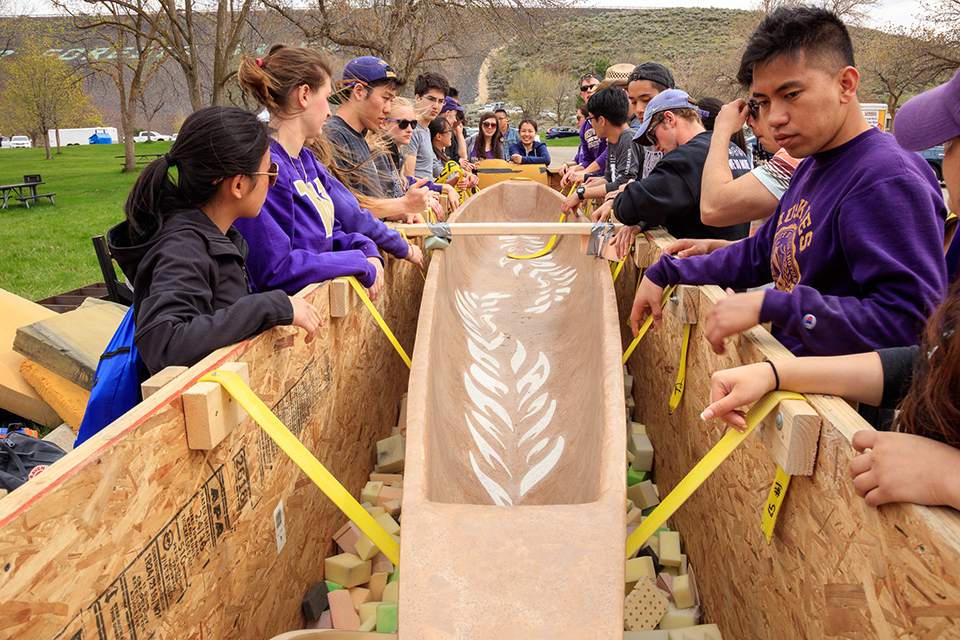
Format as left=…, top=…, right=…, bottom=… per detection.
left=544, top=136, right=581, bottom=147
left=0, top=142, right=172, bottom=300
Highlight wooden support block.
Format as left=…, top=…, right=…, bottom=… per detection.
left=328, top=589, right=361, bottom=630
left=141, top=365, right=188, bottom=399
left=182, top=361, right=249, bottom=450
left=756, top=398, right=821, bottom=475
left=19, top=359, right=89, bottom=432
left=440, top=193, right=450, bottom=215
left=324, top=553, right=372, bottom=588
left=375, top=434, right=405, bottom=473
left=329, top=278, right=358, bottom=318
left=665, top=285, right=699, bottom=324
left=624, top=577, right=670, bottom=631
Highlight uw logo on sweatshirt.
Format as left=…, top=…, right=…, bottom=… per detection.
left=771, top=198, right=813, bottom=293
left=294, top=178, right=335, bottom=237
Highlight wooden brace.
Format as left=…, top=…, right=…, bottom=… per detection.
left=329, top=278, right=359, bottom=318
left=141, top=366, right=188, bottom=400
left=182, top=361, right=250, bottom=450
left=665, top=285, right=699, bottom=324
left=756, top=398, right=822, bottom=475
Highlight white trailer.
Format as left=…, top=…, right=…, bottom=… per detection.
left=47, top=127, right=119, bottom=146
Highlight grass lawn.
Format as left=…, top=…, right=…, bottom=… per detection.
left=0, top=142, right=172, bottom=300
left=544, top=136, right=580, bottom=147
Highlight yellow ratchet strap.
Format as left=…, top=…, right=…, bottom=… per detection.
left=508, top=213, right=565, bottom=260
left=612, top=255, right=627, bottom=283
left=667, top=323, right=691, bottom=415
left=346, top=275, right=412, bottom=368
left=622, top=284, right=677, bottom=365
left=625, top=390, right=805, bottom=560
left=399, top=229, right=426, bottom=282
left=761, top=463, right=792, bottom=545
left=199, top=369, right=401, bottom=566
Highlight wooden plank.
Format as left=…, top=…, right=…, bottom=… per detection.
left=0, top=288, right=60, bottom=426
left=665, top=284, right=699, bottom=325
left=182, top=361, right=250, bottom=450
left=141, top=366, right=189, bottom=399
left=396, top=222, right=623, bottom=236
left=756, top=398, right=822, bottom=476
left=619, top=228, right=960, bottom=639
left=12, top=299, right=127, bottom=391
left=0, top=255, right=424, bottom=640
left=329, top=278, right=358, bottom=318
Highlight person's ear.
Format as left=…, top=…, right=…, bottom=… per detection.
left=227, top=175, right=245, bottom=201
left=837, top=66, right=859, bottom=105
left=297, top=84, right=310, bottom=109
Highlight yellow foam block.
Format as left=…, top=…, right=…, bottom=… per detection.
left=354, top=532, right=380, bottom=561
left=324, top=553, right=372, bottom=588
left=659, top=531, right=682, bottom=568
left=625, top=556, right=656, bottom=583
left=367, top=572, right=389, bottom=601
left=667, top=623, right=722, bottom=640
left=625, top=632, right=669, bottom=639
left=19, top=359, right=89, bottom=432
left=382, top=580, right=399, bottom=602
left=630, top=480, right=661, bottom=510
left=626, top=498, right=635, bottom=512
left=390, top=479, right=403, bottom=488
left=374, top=512, right=400, bottom=537
left=658, top=603, right=699, bottom=630
left=642, top=534, right=659, bottom=557
left=627, top=449, right=636, bottom=464
left=624, top=577, right=669, bottom=631
left=370, top=472, right=403, bottom=484
left=358, top=601, right=378, bottom=624
left=363, top=504, right=386, bottom=518
left=348, top=586, right=372, bottom=611
left=358, top=615, right=377, bottom=632
left=361, top=481, right=383, bottom=505
left=631, top=422, right=647, bottom=435
left=672, top=574, right=694, bottom=609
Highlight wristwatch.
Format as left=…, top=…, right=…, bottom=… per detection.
left=576, top=185, right=586, bottom=201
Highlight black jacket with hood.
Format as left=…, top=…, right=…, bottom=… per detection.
left=108, top=207, right=293, bottom=375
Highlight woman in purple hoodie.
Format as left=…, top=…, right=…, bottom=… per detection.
left=235, top=45, right=421, bottom=299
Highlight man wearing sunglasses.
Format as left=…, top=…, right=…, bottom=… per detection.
left=559, top=73, right=606, bottom=188
left=406, top=72, right=450, bottom=180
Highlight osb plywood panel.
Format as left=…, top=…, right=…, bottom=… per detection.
left=617, top=228, right=960, bottom=639
left=0, top=288, right=60, bottom=426
left=0, top=253, right=423, bottom=640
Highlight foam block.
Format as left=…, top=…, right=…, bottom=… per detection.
left=659, top=531, right=682, bottom=568
left=376, top=434, right=405, bottom=473
left=19, top=359, right=89, bottom=432
left=334, top=522, right=362, bottom=556
left=367, top=572, right=389, bottom=601
left=324, top=553, right=372, bottom=588
left=377, top=602, right=399, bottom=633
left=627, top=507, right=644, bottom=525
left=625, top=556, right=656, bottom=583
left=382, top=580, right=399, bottom=602
left=370, top=472, right=403, bottom=484
left=354, top=532, right=380, bottom=561
left=358, top=601, right=378, bottom=625
left=348, top=586, right=372, bottom=611
left=627, top=466, right=648, bottom=487
left=658, top=603, right=699, bottom=629
left=672, top=574, right=695, bottom=609
left=624, top=577, right=669, bottom=631
left=305, top=610, right=333, bottom=629
left=361, top=481, right=383, bottom=505
left=631, top=422, right=647, bottom=435
left=383, top=498, right=402, bottom=518
left=667, top=623, right=722, bottom=640
left=363, top=504, right=386, bottom=518
left=371, top=552, right=394, bottom=576
left=301, top=581, right=329, bottom=622
left=328, top=589, right=361, bottom=630
left=624, top=632, right=669, bottom=640
left=630, top=434, right=654, bottom=472
left=377, top=486, right=403, bottom=508
left=358, top=615, right=377, bottom=632
left=374, top=512, right=400, bottom=537
left=657, top=573, right=674, bottom=603
left=630, top=480, right=661, bottom=510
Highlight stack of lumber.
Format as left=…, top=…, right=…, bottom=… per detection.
left=0, top=289, right=126, bottom=432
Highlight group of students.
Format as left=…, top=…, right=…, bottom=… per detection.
left=558, top=6, right=960, bottom=512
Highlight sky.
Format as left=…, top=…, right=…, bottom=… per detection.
left=589, top=0, right=924, bottom=29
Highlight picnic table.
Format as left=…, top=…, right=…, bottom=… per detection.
left=116, top=153, right=164, bottom=165
left=0, top=180, right=55, bottom=209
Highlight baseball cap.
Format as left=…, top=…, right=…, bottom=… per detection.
left=628, top=62, right=676, bottom=90
left=894, top=67, right=960, bottom=151
left=440, top=97, right=465, bottom=113
left=330, top=56, right=397, bottom=105
left=633, top=89, right=698, bottom=146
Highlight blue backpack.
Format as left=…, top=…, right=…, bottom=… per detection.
left=76, top=306, right=147, bottom=447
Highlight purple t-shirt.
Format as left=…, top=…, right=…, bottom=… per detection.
left=235, top=140, right=383, bottom=293
left=574, top=120, right=607, bottom=172
left=646, top=127, right=947, bottom=356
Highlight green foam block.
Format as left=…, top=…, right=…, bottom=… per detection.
left=325, top=580, right=346, bottom=592
left=627, top=466, right=648, bottom=487
left=388, top=565, right=399, bottom=583
left=641, top=506, right=656, bottom=517
left=377, top=601, right=398, bottom=633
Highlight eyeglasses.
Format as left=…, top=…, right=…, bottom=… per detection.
left=580, top=84, right=598, bottom=93
left=385, top=117, right=418, bottom=130
left=747, top=100, right=760, bottom=120
left=420, top=95, right=442, bottom=104
left=646, top=117, right=665, bottom=145
left=481, top=121, right=497, bottom=128
left=251, top=162, right=279, bottom=187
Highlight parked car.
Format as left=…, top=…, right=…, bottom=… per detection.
left=918, top=145, right=945, bottom=183
left=464, top=126, right=479, bottom=139
left=10, top=136, right=31, bottom=148
left=133, top=131, right=172, bottom=142
left=546, top=126, right=578, bottom=140
left=0, top=137, right=10, bottom=149
left=171, top=133, right=178, bottom=141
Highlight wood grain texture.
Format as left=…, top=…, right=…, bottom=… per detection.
left=12, top=299, right=127, bottom=390
left=619, top=227, right=960, bottom=640
left=0, top=288, right=60, bottom=426
left=0, top=250, right=423, bottom=640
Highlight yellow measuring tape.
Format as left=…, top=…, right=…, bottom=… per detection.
left=625, top=390, right=805, bottom=560
left=667, top=323, right=691, bottom=415
left=508, top=213, right=565, bottom=260
left=199, top=369, right=401, bottom=566
left=622, top=284, right=677, bottom=365
left=761, top=464, right=792, bottom=545
left=346, top=276, right=412, bottom=368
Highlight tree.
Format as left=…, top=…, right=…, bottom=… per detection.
left=752, top=0, right=881, bottom=25
left=0, top=38, right=99, bottom=159
left=506, top=68, right=557, bottom=119
left=57, top=0, right=259, bottom=110
left=546, top=72, right=576, bottom=126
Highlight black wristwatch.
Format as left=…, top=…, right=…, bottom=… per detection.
left=576, top=185, right=586, bottom=200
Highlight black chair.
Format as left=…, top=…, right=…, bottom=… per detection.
left=93, top=235, right=133, bottom=306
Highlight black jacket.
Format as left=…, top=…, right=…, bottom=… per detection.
left=613, top=131, right=750, bottom=241
left=108, top=208, right=293, bottom=375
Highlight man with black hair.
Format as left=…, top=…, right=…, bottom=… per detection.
left=405, top=71, right=450, bottom=179
left=632, top=6, right=947, bottom=364
left=559, top=72, right=605, bottom=186
left=604, top=89, right=750, bottom=243
left=626, top=62, right=675, bottom=179
left=495, top=108, right=521, bottom=149
left=561, top=87, right=639, bottom=214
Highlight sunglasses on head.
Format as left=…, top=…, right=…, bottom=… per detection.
left=250, top=161, right=279, bottom=187
left=386, top=117, right=418, bottom=130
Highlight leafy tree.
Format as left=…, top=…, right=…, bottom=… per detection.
left=0, top=38, right=99, bottom=159
left=506, top=68, right=556, bottom=119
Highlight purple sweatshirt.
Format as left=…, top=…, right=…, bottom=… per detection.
left=235, top=140, right=384, bottom=293
left=574, top=120, right=606, bottom=173
left=645, top=127, right=947, bottom=356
